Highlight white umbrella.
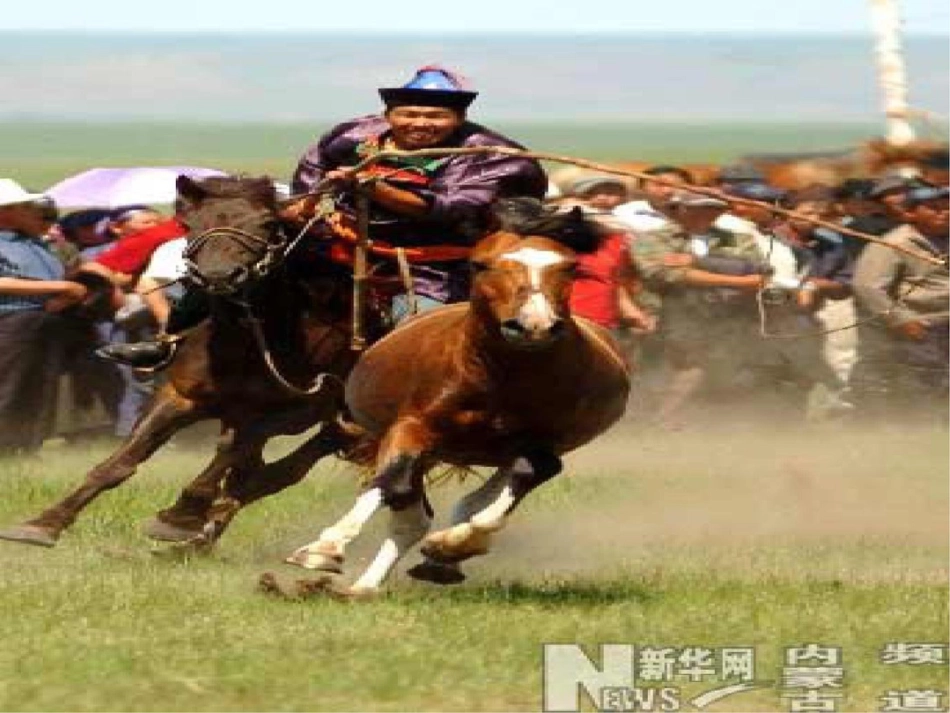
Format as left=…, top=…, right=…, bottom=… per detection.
left=45, top=166, right=227, bottom=208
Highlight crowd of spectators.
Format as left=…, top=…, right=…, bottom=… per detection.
left=555, top=164, right=948, bottom=427
left=0, top=183, right=187, bottom=455
left=0, top=158, right=947, bottom=454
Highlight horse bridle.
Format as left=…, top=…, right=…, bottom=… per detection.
left=181, top=219, right=341, bottom=397
left=183, top=224, right=286, bottom=289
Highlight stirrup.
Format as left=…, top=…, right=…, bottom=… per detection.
left=135, top=336, right=182, bottom=373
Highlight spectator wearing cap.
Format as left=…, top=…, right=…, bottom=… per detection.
left=717, top=182, right=850, bottom=415
left=0, top=179, right=92, bottom=454
left=773, top=185, right=852, bottom=305
left=868, top=174, right=932, bottom=229
left=833, top=179, right=895, bottom=258
left=717, top=181, right=799, bottom=288
left=630, top=191, right=771, bottom=426
left=851, top=185, right=949, bottom=418
left=570, top=176, right=627, bottom=205
left=773, top=186, right=857, bottom=400
left=613, top=165, right=694, bottom=235
left=564, top=175, right=641, bottom=236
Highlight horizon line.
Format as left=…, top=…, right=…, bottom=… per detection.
left=1, top=28, right=947, bottom=37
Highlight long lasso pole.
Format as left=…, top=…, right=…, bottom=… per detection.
left=330, top=146, right=945, bottom=267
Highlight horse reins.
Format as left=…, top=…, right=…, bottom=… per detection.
left=239, top=300, right=343, bottom=398
left=184, top=219, right=346, bottom=397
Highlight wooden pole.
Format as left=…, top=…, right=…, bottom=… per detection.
left=343, top=147, right=946, bottom=266
left=869, top=0, right=917, bottom=146
left=350, top=191, right=370, bottom=351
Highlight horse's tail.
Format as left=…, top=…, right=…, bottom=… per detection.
left=334, top=417, right=478, bottom=487
left=331, top=416, right=380, bottom=484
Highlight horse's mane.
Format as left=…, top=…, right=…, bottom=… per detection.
left=187, top=175, right=278, bottom=210
left=491, top=197, right=602, bottom=254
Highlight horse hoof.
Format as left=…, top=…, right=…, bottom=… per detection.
left=0, top=524, right=59, bottom=548
left=406, top=560, right=467, bottom=585
left=149, top=535, right=214, bottom=560
left=284, top=548, right=344, bottom=574
left=418, top=540, right=466, bottom=565
left=142, top=517, right=204, bottom=543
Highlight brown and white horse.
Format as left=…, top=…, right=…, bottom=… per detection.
left=281, top=202, right=631, bottom=596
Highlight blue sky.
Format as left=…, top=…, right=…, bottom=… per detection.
left=1, top=0, right=947, bottom=33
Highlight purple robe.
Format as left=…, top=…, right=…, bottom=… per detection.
left=291, top=115, right=547, bottom=302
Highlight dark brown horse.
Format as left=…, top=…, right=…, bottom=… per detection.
left=281, top=201, right=631, bottom=596
left=0, top=176, right=363, bottom=550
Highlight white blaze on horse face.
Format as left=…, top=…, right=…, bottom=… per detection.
left=500, top=247, right=565, bottom=331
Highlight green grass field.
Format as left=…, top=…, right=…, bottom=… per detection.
left=0, top=420, right=946, bottom=711
left=0, top=120, right=891, bottom=191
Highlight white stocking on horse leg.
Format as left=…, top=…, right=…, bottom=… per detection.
left=406, top=466, right=512, bottom=583
left=422, top=460, right=530, bottom=563
left=350, top=500, right=431, bottom=594
left=285, top=488, right=384, bottom=571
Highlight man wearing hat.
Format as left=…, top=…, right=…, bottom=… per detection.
left=292, top=65, right=547, bottom=319
left=851, top=185, right=950, bottom=418
left=0, top=179, right=91, bottom=453
left=100, top=67, right=547, bottom=369
left=631, top=191, right=772, bottom=426
left=867, top=174, right=932, bottom=230
left=613, top=164, right=694, bottom=234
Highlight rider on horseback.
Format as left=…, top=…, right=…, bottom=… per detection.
left=99, top=66, right=547, bottom=368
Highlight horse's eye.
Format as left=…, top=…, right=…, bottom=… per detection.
left=470, top=261, right=490, bottom=274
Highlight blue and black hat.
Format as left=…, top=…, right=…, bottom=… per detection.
left=720, top=182, right=787, bottom=203
left=868, top=174, right=931, bottom=199
left=904, top=185, right=949, bottom=206
left=379, top=66, right=478, bottom=111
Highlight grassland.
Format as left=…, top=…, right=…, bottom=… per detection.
left=0, top=420, right=946, bottom=711
left=0, top=120, right=889, bottom=191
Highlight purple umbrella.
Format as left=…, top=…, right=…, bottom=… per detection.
left=46, top=166, right=227, bottom=209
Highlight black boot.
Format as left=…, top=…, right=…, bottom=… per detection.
left=96, top=336, right=179, bottom=369
left=97, top=289, right=210, bottom=369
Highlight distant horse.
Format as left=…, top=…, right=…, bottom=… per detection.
left=737, top=137, right=949, bottom=189
left=550, top=138, right=948, bottom=196
left=281, top=201, right=630, bottom=597
left=0, top=175, right=365, bottom=550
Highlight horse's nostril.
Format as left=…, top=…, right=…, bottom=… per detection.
left=501, top=319, right=526, bottom=334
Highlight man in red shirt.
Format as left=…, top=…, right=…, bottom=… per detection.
left=562, top=176, right=654, bottom=335
left=81, top=206, right=186, bottom=286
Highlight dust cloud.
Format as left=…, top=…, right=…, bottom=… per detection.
left=417, top=413, right=948, bottom=586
